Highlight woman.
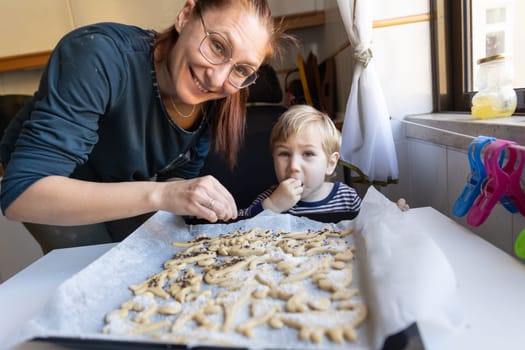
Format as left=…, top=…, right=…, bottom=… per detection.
left=0, top=0, right=292, bottom=249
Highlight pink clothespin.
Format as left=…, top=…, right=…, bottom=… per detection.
left=467, top=139, right=525, bottom=227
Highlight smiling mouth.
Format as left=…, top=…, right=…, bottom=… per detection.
left=191, top=69, right=209, bottom=93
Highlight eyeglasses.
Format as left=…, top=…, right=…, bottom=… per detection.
left=197, top=11, right=258, bottom=89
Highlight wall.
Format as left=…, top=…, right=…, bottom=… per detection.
left=0, top=0, right=185, bottom=95
left=298, top=0, right=524, bottom=257
left=267, top=0, right=324, bottom=16
left=0, top=216, right=41, bottom=282
left=368, top=0, right=524, bottom=258
left=318, top=0, right=432, bottom=205
left=371, top=0, right=433, bottom=203
left=399, top=138, right=525, bottom=257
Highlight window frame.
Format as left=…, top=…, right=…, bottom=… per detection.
left=431, top=0, right=524, bottom=114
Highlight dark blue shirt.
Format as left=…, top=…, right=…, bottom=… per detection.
left=238, top=181, right=362, bottom=217
left=0, top=23, right=212, bottom=214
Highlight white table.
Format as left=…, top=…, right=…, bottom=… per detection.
left=1, top=207, right=524, bottom=350
left=0, top=243, right=117, bottom=349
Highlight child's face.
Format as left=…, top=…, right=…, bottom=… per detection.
left=272, top=125, right=338, bottom=201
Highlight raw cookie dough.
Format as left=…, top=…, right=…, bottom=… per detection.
left=103, top=225, right=366, bottom=346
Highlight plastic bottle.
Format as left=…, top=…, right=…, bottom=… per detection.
left=471, top=54, right=517, bottom=119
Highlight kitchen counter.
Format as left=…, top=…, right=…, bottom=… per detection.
left=1, top=207, right=524, bottom=350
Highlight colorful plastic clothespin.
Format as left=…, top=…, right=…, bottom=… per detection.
left=492, top=142, right=522, bottom=214
left=515, top=227, right=525, bottom=259
left=453, top=136, right=495, bottom=217
left=467, top=139, right=525, bottom=227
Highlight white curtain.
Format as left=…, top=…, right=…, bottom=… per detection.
left=337, top=0, right=399, bottom=182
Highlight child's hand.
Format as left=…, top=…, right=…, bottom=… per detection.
left=263, top=178, right=303, bottom=213
left=396, top=198, right=410, bottom=211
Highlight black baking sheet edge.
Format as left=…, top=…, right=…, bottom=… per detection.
left=30, top=337, right=234, bottom=349
left=382, top=322, right=426, bottom=350
left=30, top=322, right=425, bottom=350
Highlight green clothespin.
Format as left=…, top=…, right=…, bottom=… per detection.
left=514, top=228, right=525, bottom=259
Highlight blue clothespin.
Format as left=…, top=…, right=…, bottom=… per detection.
left=453, top=136, right=495, bottom=217
left=500, top=195, right=519, bottom=213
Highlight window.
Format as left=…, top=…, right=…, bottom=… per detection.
left=431, top=0, right=524, bottom=113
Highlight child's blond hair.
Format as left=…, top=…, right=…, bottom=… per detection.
left=269, top=105, right=341, bottom=159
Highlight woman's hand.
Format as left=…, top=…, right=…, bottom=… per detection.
left=158, top=175, right=238, bottom=223
left=5, top=175, right=237, bottom=225
left=262, top=178, right=303, bottom=213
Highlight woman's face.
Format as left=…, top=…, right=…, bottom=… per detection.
left=168, top=2, right=270, bottom=105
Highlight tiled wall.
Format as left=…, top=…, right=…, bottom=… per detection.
left=364, top=0, right=524, bottom=258
left=342, top=118, right=525, bottom=260
left=390, top=137, right=524, bottom=258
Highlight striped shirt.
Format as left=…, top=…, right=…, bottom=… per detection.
left=238, top=182, right=361, bottom=217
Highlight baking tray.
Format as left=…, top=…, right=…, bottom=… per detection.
left=31, top=322, right=424, bottom=349
left=11, top=188, right=460, bottom=350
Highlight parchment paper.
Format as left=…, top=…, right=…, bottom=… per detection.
left=5, top=187, right=462, bottom=350
left=354, top=187, right=463, bottom=349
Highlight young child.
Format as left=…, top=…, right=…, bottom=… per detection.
left=239, top=105, right=362, bottom=218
